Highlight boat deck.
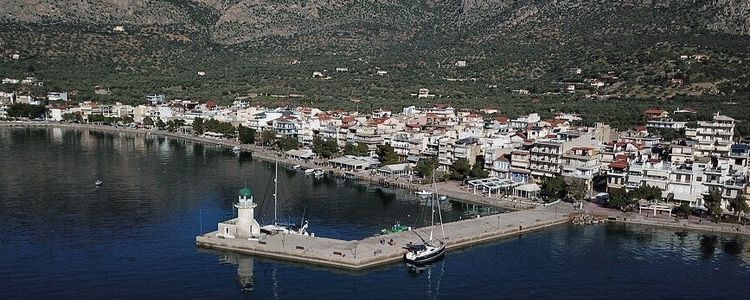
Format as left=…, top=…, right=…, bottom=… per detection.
left=196, top=202, right=575, bottom=270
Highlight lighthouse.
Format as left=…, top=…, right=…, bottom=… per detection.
left=235, top=187, right=261, bottom=238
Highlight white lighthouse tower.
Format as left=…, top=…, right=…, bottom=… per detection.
left=235, top=187, right=261, bottom=238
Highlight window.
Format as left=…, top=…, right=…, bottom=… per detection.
left=697, top=177, right=702, bottom=182
left=225, top=227, right=229, bottom=234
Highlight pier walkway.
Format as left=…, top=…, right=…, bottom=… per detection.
left=196, top=202, right=576, bottom=270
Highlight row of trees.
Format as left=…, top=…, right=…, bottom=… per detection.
left=702, top=190, right=750, bottom=222
left=540, top=176, right=588, bottom=203
left=5, top=103, right=47, bottom=119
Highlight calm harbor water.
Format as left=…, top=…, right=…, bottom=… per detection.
left=2, top=127, right=750, bottom=299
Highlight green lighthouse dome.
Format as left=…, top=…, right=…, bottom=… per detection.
left=239, top=187, right=253, bottom=197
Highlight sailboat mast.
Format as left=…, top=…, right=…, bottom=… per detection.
left=429, top=172, right=436, bottom=242
left=274, top=160, right=278, bottom=224
left=434, top=173, right=446, bottom=240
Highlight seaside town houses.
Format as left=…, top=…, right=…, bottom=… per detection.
left=2, top=97, right=750, bottom=214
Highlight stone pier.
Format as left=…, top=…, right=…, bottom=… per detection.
left=196, top=202, right=575, bottom=270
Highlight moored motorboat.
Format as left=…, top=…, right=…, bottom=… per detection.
left=415, top=190, right=432, bottom=198
left=381, top=222, right=411, bottom=235
left=95, top=179, right=103, bottom=186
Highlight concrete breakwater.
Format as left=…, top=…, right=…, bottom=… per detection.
left=196, top=203, right=574, bottom=270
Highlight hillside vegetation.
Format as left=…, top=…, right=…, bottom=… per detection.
left=2, top=0, right=750, bottom=133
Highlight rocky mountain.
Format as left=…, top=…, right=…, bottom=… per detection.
left=1, top=0, right=749, bottom=46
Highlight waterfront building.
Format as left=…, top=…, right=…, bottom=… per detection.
left=561, top=147, right=601, bottom=194
left=510, top=149, right=531, bottom=183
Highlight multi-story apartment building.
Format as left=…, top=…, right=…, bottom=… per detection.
left=453, top=137, right=481, bottom=166
left=607, top=160, right=628, bottom=191
left=510, top=149, right=531, bottom=183
left=273, top=115, right=301, bottom=138
left=695, top=113, right=735, bottom=158
left=646, top=118, right=687, bottom=130
left=668, top=162, right=707, bottom=207
left=561, top=147, right=601, bottom=194
left=529, top=141, right=563, bottom=179
left=353, top=126, right=384, bottom=153
left=528, top=135, right=596, bottom=181
left=438, top=136, right=456, bottom=170
left=670, top=144, right=694, bottom=164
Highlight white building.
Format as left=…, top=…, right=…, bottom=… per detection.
left=217, top=188, right=261, bottom=239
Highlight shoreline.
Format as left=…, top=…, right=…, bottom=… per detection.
left=611, top=215, right=750, bottom=237
left=0, top=121, right=533, bottom=210
left=6, top=121, right=750, bottom=239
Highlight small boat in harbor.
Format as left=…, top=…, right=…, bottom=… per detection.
left=439, top=195, right=448, bottom=201
left=95, top=179, right=103, bottom=186
left=416, top=190, right=432, bottom=198
left=292, top=165, right=301, bottom=170
left=381, top=222, right=411, bottom=235
left=304, top=168, right=315, bottom=175
left=232, top=146, right=241, bottom=153
left=313, top=169, right=325, bottom=178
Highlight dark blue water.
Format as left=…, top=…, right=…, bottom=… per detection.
left=2, top=127, right=750, bottom=299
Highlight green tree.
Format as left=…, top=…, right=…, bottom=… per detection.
left=192, top=117, right=204, bottom=135
left=567, top=179, right=588, bottom=202
left=88, top=114, right=105, bottom=123
left=122, top=115, right=134, bottom=124
left=62, top=112, right=81, bottom=122
left=541, top=176, right=567, bottom=202
left=276, top=136, right=299, bottom=151
left=607, top=188, right=635, bottom=211
left=354, top=143, right=369, bottom=156
left=238, top=124, right=256, bottom=144
left=142, top=116, right=154, bottom=126
left=343, top=142, right=357, bottom=155
left=156, top=118, right=166, bottom=130
left=703, top=190, right=723, bottom=222
left=729, top=195, right=749, bottom=222
left=166, top=119, right=185, bottom=132
left=313, top=136, right=338, bottom=158
left=260, top=130, right=276, bottom=146
left=631, top=185, right=662, bottom=201
left=673, top=202, right=692, bottom=219
left=376, top=143, right=399, bottom=165
left=469, top=162, right=489, bottom=179
left=450, top=158, right=471, bottom=180
left=416, top=157, right=438, bottom=180
left=6, top=103, right=47, bottom=119
left=344, top=142, right=369, bottom=156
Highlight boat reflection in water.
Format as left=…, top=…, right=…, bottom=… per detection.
left=407, top=259, right=446, bottom=299
left=219, top=254, right=256, bottom=292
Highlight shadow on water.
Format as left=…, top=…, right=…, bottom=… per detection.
left=604, top=223, right=657, bottom=244
left=700, top=235, right=719, bottom=259
left=374, top=187, right=396, bottom=206
left=723, top=238, right=745, bottom=256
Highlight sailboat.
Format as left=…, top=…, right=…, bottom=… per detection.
left=404, top=172, right=446, bottom=266
left=260, top=160, right=312, bottom=236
